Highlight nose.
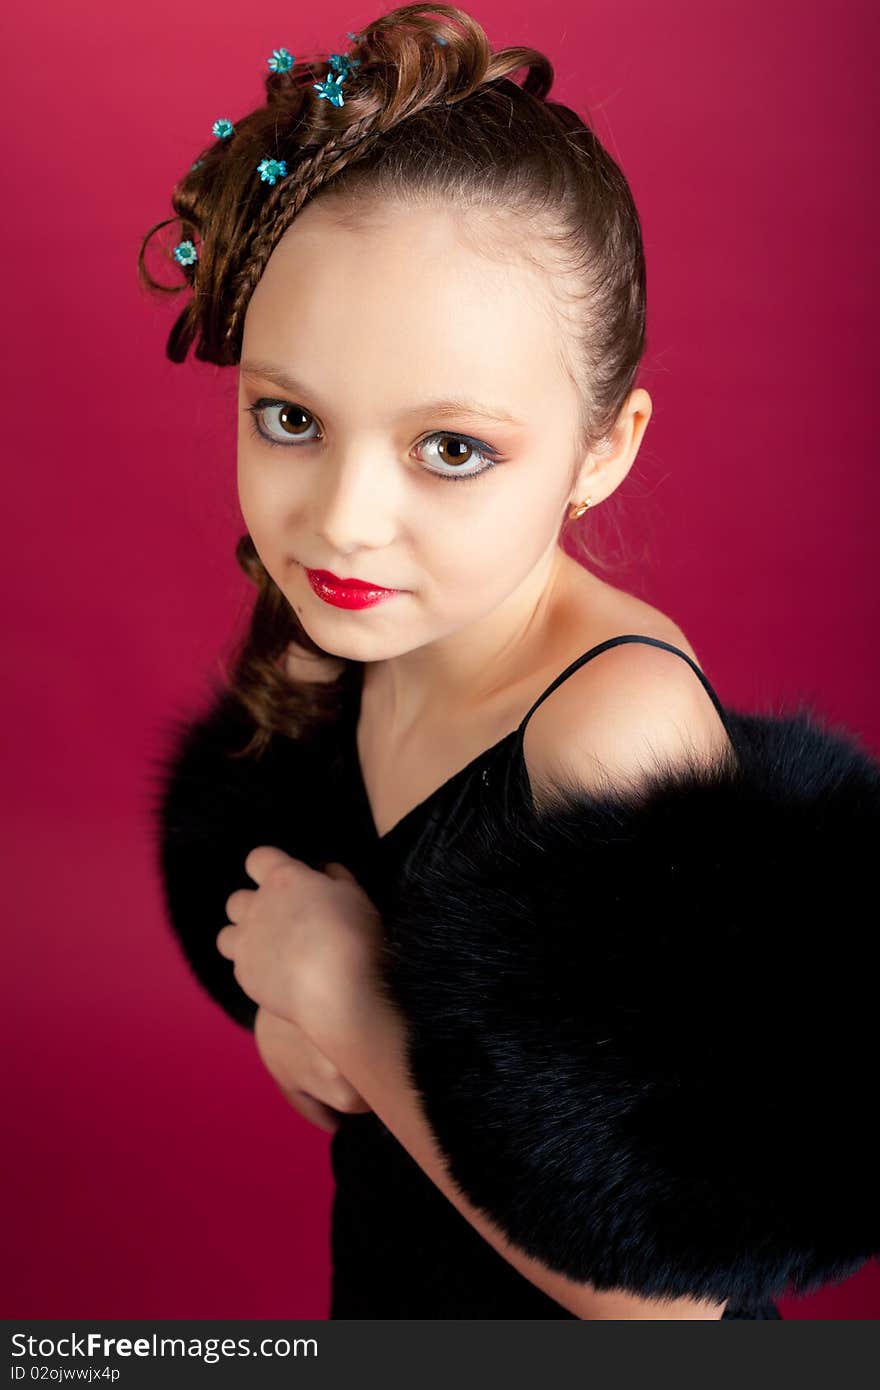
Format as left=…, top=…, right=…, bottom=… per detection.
left=309, top=448, right=400, bottom=556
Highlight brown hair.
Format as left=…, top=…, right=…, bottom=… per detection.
left=138, top=3, right=648, bottom=757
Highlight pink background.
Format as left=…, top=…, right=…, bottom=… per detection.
left=4, top=0, right=879, bottom=1319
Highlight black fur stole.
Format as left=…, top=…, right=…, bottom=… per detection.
left=377, top=703, right=880, bottom=1309
left=150, top=685, right=880, bottom=1309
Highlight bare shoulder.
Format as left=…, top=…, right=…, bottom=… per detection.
left=524, top=587, right=733, bottom=808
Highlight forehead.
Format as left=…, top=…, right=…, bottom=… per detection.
left=242, top=201, right=572, bottom=416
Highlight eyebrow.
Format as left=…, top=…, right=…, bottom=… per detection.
left=240, top=359, right=524, bottom=427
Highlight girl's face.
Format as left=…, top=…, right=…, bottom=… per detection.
left=237, top=197, right=602, bottom=666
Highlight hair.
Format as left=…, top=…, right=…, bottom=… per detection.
left=138, top=3, right=648, bottom=757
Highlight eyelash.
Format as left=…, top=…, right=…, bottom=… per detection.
left=243, top=398, right=501, bottom=485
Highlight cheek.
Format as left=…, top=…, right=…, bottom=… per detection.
left=237, top=451, right=303, bottom=539
left=235, top=447, right=263, bottom=528
left=421, top=474, right=561, bottom=597
left=235, top=460, right=305, bottom=594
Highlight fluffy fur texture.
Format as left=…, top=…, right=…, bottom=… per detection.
left=377, top=703, right=880, bottom=1308
left=151, top=685, right=880, bottom=1309
left=148, top=684, right=348, bottom=1031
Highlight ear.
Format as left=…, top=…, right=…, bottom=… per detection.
left=568, top=387, right=653, bottom=509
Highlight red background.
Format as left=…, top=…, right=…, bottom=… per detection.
left=4, top=0, right=878, bottom=1318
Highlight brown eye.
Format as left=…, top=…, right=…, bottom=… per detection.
left=435, top=436, right=474, bottom=467
left=276, top=403, right=313, bottom=436
left=246, top=400, right=500, bottom=484
left=246, top=399, right=321, bottom=448
left=417, top=431, right=499, bottom=483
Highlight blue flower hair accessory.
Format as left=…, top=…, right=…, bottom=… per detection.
left=313, top=41, right=364, bottom=108
left=267, top=47, right=295, bottom=73
left=328, top=51, right=362, bottom=77
left=173, top=239, right=198, bottom=266
left=176, top=32, right=452, bottom=278
left=186, top=30, right=445, bottom=215
left=313, top=71, right=347, bottom=107
left=257, top=157, right=288, bottom=186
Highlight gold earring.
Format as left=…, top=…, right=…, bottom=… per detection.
left=568, top=497, right=593, bottom=520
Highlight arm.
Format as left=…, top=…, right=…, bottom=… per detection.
left=322, top=952, right=729, bottom=1319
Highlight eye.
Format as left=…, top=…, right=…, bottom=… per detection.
left=416, top=432, right=499, bottom=483
left=243, top=398, right=501, bottom=484
left=244, top=399, right=320, bottom=445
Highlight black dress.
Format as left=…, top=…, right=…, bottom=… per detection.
left=157, top=628, right=880, bottom=1315
left=326, top=634, right=783, bottom=1319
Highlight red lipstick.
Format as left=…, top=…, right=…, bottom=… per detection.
left=304, top=567, right=405, bottom=610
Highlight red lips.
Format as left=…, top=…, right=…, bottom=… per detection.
left=304, top=567, right=404, bottom=611
left=311, top=569, right=389, bottom=590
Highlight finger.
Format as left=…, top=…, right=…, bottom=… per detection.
left=286, top=1089, right=343, bottom=1135
left=216, top=924, right=237, bottom=959
left=243, top=845, right=294, bottom=885
left=224, top=887, right=253, bottom=922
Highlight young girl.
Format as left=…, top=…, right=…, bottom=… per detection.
left=144, top=5, right=880, bottom=1319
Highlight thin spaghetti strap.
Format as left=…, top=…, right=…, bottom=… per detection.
left=517, top=633, right=734, bottom=740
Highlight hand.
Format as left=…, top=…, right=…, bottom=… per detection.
left=217, top=846, right=384, bottom=1046
left=253, top=1005, right=373, bottom=1135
